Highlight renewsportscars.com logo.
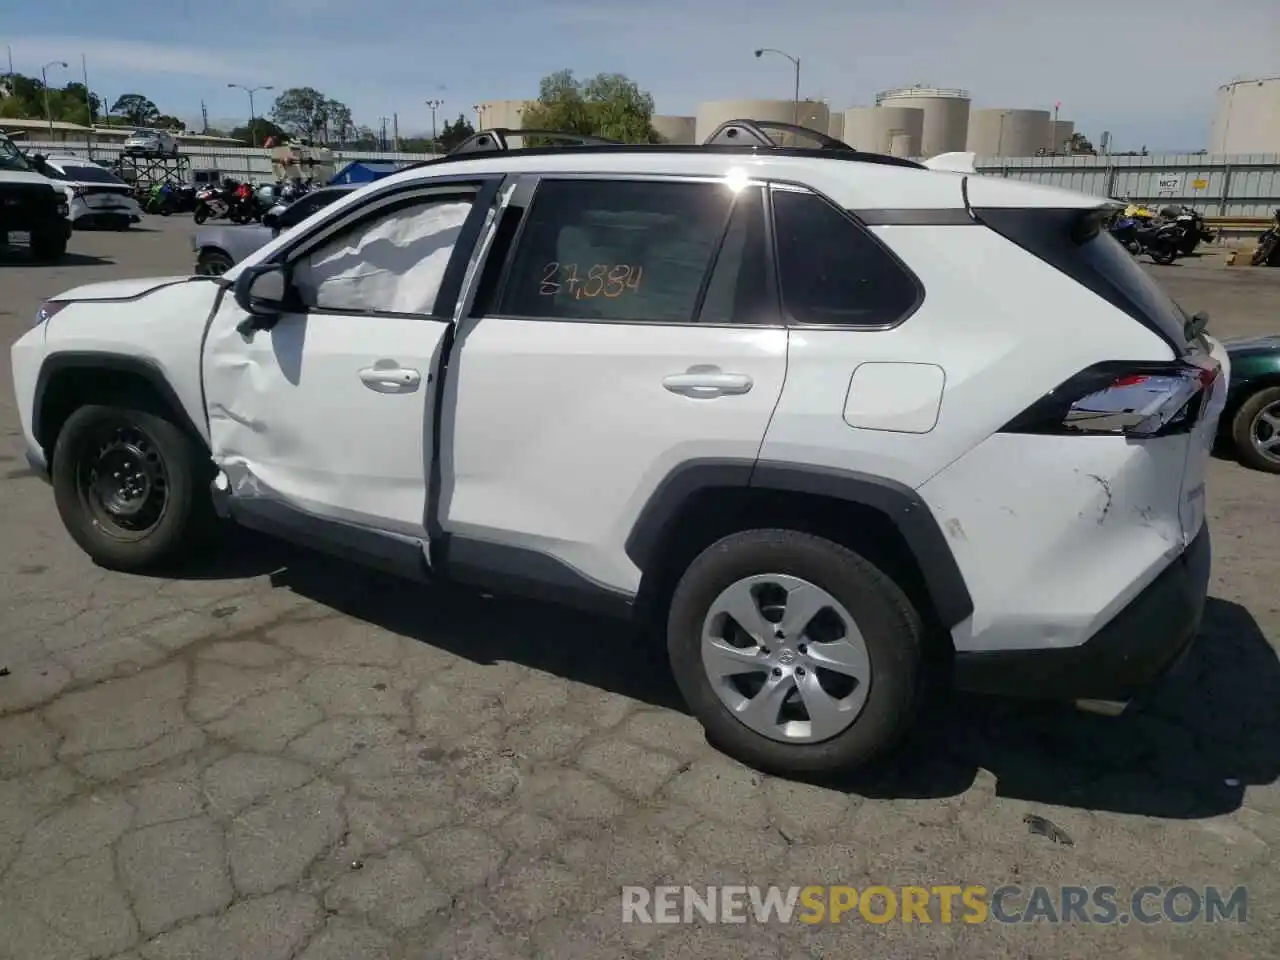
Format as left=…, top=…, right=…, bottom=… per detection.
left=621, top=885, right=1248, bottom=925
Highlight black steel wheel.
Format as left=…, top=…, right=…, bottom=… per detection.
left=51, top=403, right=215, bottom=571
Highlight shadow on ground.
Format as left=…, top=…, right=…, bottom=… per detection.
left=171, top=531, right=1280, bottom=820
left=0, top=251, right=114, bottom=267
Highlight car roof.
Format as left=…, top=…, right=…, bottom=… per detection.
left=374, top=147, right=1106, bottom=213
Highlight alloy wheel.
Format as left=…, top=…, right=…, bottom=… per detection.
left=700, top=573, right=871, bottom=743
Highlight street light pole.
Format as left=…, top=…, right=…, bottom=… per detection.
left=40, top=60, right=68, bottom=138
left=425, top=98, right=443, bottom=144
left=228, top=83, right=274, bottom=147
left=754, top=48, right=801, bottom=126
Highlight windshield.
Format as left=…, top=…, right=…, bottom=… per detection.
left=0, top=137, right=34, bottom=173
left=55, top=164, right=126, bottom=185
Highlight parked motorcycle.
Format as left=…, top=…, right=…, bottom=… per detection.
left=192, top=185, right=231, bottom=225
left=1167, top=206, right=1215, bottom=256
left=1110, top=214, right=1185, bottom=264
left=1252, top=209, right=1280, bottom=267
left=227, top=181, right=262, bottom=224
left=144, top=183, right=175, bottom=216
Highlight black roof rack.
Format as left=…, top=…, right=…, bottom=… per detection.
left=403, top=120, right=924, bottom=171
left=701, top=118, right=853, bottom=152
left=447, top=128, right=622, bottom=156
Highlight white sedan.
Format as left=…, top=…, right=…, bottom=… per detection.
left=38, top=155, right=143, bottom=229
left=123, top=129, right=179, bottom=157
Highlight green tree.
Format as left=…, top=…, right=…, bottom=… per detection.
left=270, top=87, right=352, bottom=143
left=521, top=70, right=659, bottom=144
left=111, top=93, right=160, bottom=125
left=437, top=114, right=475, bottom=151
left=230, top=118, right=284, bottom=144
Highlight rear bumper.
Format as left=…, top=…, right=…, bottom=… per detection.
left=953, top=525, right=1211, bottom=701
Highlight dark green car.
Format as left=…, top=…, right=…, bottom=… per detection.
left=1222, top=335, right=1280, bottom=473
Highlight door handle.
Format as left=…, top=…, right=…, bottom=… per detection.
left=662, top=366, right=753, bottom=398
left=359, top=364, right=422, bottom=392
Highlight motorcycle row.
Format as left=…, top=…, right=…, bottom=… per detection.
left=1107, top=203, right=1216, bottom=264
left=141, top=178, right=316, bottom=224
left=191, top=178, right=316, bottom=225
left=1251, top=209, right=1280, bottom=267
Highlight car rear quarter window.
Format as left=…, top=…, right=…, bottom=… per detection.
left=975, top=207, right=1189, bottom=352
left=771, top=188, right=922, bottom=327
left=495, top=179, right=744, bottom=323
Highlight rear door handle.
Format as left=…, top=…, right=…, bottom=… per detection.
left=359, top=364, right=422, bottom=393
left=663, top=366, right=754, bottom=398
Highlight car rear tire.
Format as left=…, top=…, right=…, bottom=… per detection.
left=51, top=402, right=216, bottom=572
left=1232, top=386, right=1280, bottom=474
left=29, top=229, right=68, bottom=262
left=196, top=250, right=234, bottom=276
left=666, top=528, right=924, bottom=776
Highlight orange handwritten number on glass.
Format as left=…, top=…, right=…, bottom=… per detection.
left=626, top=266, right=643, bottom=291
left=582, top=264, right=606, bottom=298
left=539, top=262, right=560, bottom=295
left=603, top=264, right=630, bottom=298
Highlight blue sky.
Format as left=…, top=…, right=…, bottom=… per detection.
left=6, top=0, right=1277, bottom=150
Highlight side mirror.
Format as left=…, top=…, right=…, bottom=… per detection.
left=30, top=153, right=48, bottom=172
left=233, top=264, right=289, bottom=334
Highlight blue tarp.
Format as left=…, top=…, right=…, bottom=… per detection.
left=328, top=160, right=402, bottom=185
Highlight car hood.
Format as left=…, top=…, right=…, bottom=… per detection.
left=1, top=170, right=62, bottom=190
left=54, top=276, right=207, bottom=302
left=1224, top=334, right=1280, bottom=356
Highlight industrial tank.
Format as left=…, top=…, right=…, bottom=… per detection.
left=966, top=108, right=1052, bottom=157
left=840, top=106, right=924, bottom=156
left=475, top=100, right=537, bottom=131
left=651, top=115, right=696, bottom=144
left=874, top=86, right=970, bottom=157
left=828, top=113, right=844, bottom=141
left=695, top=100, right=831, bottom=143
left=1050, top=120, right=1074, bottom=154
left=1209, top=76, right=1280, bottom=154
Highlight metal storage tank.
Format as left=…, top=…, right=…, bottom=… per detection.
left=828, top=113, right=844, bottom=141
left=874, top=86, right=970, bottom=157
left=651, top=115, right=696, bottom=144
left=1050, top=120, right=1074, bottom=154
left=475, top=100, right=537, bottom=131
left=840, top=106, right=924, bottom=156
left=695, top=100, right=831, bottom=143
left=966, top=108, right=1052, bottom=157
left=1209, top=76, right=1280, bottom=154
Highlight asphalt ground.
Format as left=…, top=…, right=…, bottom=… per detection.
left=0, top=218, right=1277, bottom=959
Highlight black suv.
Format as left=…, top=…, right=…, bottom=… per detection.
left=0, top=134, right=72, bottom=261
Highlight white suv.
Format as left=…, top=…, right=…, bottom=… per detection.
left=8, top=123, right=1229, bottom=776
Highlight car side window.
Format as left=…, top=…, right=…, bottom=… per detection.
left=771, top=188, right=921, bottom=327
left=495, top=179, right=738, bottom=323
left=291, top=194, right=475, bottom=316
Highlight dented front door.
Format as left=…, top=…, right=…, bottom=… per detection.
left=201, top=183, right=495, bottom=540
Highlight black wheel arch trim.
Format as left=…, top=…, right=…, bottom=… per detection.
left=625, top=458, right=974, bottom=629
left=33, top=351, right=207, bottom=453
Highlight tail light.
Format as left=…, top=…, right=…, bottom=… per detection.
left=1002, top=359, right=1220, bottom=437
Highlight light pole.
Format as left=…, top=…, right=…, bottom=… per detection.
left=228, top=83, right=274, bottom=146
left=425, top=98, right=443, bottom=144
left=754, top=48, right=801, bottom=126
left=41, top=60, right=68, bottom=137
left=996, top=110, right=1010, bottom=157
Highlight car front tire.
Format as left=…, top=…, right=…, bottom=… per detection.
left=29, top=228, right=68, bottom=262
left=1232, top=386, right=1280, bottom=474
left=51, top=402, right=215, bottom=572
left=666, top=528, right=924, bottom=777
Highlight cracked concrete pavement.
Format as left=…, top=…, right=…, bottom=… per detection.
left=1, top=222, right=1279, bottom=958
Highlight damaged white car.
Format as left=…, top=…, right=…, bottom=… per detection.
left=9, top=122, right=1230, bottom=776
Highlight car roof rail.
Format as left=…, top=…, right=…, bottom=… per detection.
left=400, top=122, right=925, bottom=172
left=702, top=118, right=851, bottom=151
left=447, top=128, right=623, bottom=157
